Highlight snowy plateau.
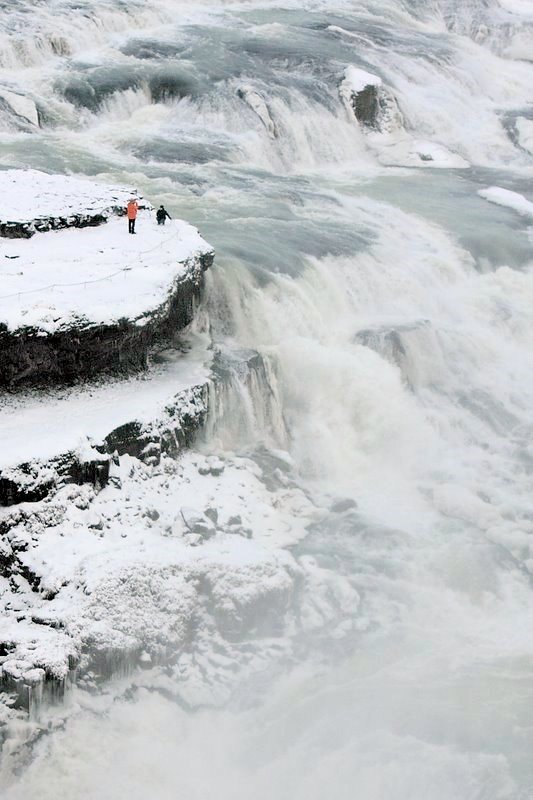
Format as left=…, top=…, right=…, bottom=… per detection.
left=0, top=170, right=351, bottom=751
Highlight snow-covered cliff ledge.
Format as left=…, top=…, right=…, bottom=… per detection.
left=0, top=169, right=148, bottom=238
left=0, top=171, right=349, bottom=744
left=0, top=170, right=214, bottom=388
left=0, top=339, right=213, bottom=506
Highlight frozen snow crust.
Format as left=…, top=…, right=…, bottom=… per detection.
left=0, top=170, right=214, bottom=388
left=0, top=447, right=352, bottom=721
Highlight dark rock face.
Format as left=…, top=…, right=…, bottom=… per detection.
left=350, top=84, right=381, bottom=128
left=0, top=320, right=149, bottom=387
left=0, top=211, right=110, bottom=239
left=101, top=384, right=209, bottom=463
left=343, top=81, right=403, bottom=133
left=0, top=453, right=110, bottom=508
left=0, top=250, right=214, bottom=389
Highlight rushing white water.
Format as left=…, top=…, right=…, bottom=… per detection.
left=1, top=0, right=533, bottom=798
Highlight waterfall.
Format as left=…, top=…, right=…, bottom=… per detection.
left=1, top=0, right=533, bottom=797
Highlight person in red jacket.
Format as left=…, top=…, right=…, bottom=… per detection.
left=126, top=198, right=138, bottom=234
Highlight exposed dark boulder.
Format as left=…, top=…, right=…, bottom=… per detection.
left=340, top=68, right=403, bottom=133
left=350, top=83, right=381, bottom=128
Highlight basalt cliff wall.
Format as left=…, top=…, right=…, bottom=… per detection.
left=0, top=249, right=214, bottom=389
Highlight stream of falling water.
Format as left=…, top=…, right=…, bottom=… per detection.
left=1, top=0, right=533, bottom=797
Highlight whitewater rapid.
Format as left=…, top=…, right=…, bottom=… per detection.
left=1, top=0, right=533, bottom=798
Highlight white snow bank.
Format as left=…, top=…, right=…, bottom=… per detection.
left=0, top=169, right=143, bottom=224
left=516, top=117, right=533, bottom=155
left=410, top=139, right=469, bottom=168
left=368, top=133, right=470, bottom=169
left=478, top=187, right=533, bottom=218
left=342, top=65, right=382, bottom=94
left=0, top=215, right=212, bottom=333
left=0, top=337, right=211, bottom=470
left=498, top=0, right=533, bottom=16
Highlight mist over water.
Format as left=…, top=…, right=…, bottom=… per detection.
left=1, top=0, right=533, bottom=798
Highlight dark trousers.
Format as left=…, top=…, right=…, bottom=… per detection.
left=157, top=217, right=165, bottom=225
left=128, top=218, right=136, bottom=233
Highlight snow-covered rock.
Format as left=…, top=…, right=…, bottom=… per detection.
left=0, top=90, right=39, bottom=127
left=236, top=85, right=277, bottom=138
left=342, top=66, right=383, bottom=95
left=0, top=340, right=283, bottom=507
left=0, top=448, right=319, bottom=714
left=366, top=134, right=470, bottom=168
left=0, top=171, right=214, bottom=388
left=478, top=186, right=533, bottom=218
left=180, top=507, right=217, bottom=538
left=339, top=65, right=403, bottom=134
left=198, top=456, right=225, bottom=477
left=0, top=169, right=149, bottom=239
left=338, top=66, right=469, bottom=168
left=0, top=218, right=213, bottom=337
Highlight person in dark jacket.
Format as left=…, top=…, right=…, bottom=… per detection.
left=156, top=205, right=172, bottom=225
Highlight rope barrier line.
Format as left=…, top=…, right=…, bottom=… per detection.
left=135, top=226, right=182, bottom=257
left=0, top=268, right=128, bottom=300
left=0, top=226, right=184, bottom=302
